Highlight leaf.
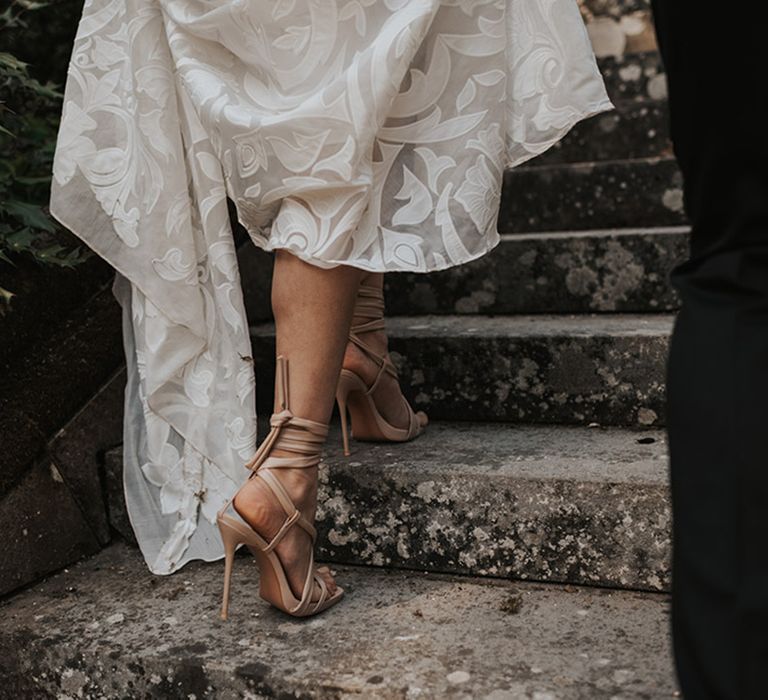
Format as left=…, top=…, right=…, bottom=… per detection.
left=0, top=285, right=15, bottom=310
left=456, top=79, right=476, bottom=113
left=14, top=174, right=51, bottom=185
left=15, top=0, right=51, bottom=9
left=3, top=200, right=56, bottom=232
left=271, top=0, right=296, bottom=20
left=0, top=52, right=29, bottom=72
left=473, top=69, right=505, bottom=87
left=272, top=25, right=310, bottom=53
left=392, top=165, right=433, bottom=226
left=4, top=227, right=36, bottom=251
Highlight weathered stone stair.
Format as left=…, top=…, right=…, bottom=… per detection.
left=384, top=227, right=687, bottom=314
left=0, top=543, right=676, bottom=699
left=500, top=158, right=684, bottom=233
left=251, top=313, right=671, bottom=426
left=101, top=421, right=668, bottom=593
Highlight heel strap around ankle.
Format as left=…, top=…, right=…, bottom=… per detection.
left=349, top=284, right=398, bottom=392
left=243, top=410, right=328, bottom=472
left=244, top=355, right=329, bottom=472
left=352, top=284, right=385, bottom=321
left=240, top=355, right=329, bottom=549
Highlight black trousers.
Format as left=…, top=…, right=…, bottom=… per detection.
left=651, top=2, right=768, bottom=697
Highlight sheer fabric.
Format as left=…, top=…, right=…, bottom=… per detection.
left=49, top=0, right=611, bottom=574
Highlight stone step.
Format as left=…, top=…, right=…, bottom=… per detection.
left=103, top=422, right=670, bottom=592
left=382, top=227, right=687, bottom=315
left=238, top=227, right=688, bottom=322
left=587, top=13, right=660, bottom=69
left=597, top=51, right=667, bottom=104
left=0, top=541, right=677, bottom=699
left=534, top=99, right=671, bottom=165
left=499, top=157, right=687, bottom=234
left=583, top=0, right=652, bottom=18
left=317, top=421, right=670, bottom=592
left=250, top=314, right=673, bottom=427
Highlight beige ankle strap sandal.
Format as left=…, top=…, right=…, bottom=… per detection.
left=217, top=355, right=343, bottom=619
left=336, top=283, right=427, bottom=456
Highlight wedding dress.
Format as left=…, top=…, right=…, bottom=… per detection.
left=49, top=0, right=611, bottom=575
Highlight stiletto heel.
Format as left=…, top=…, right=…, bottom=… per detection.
left=336, top=283, right=427, bottom=453
left=218, top=519, right=240, bottom=620
left=216, top=355, right=344, bottom=618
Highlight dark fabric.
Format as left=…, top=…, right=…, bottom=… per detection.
left=651, top=2, right=768, bottom=697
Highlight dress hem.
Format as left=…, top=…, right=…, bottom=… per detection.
left=240, top=224, right=505, bottom=275
left=234, top=97, right=615, bottom=275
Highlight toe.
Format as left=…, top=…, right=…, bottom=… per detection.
left=316, top=565, right=337, bottom=594
left=416, top=410, right=428, bottom=429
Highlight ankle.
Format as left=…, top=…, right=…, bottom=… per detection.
left=270, top=447, right=305, bottom=459
left=348, top=327, right=388, bottom=354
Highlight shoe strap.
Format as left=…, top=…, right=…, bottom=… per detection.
left=243, top=410, right=328, bottom=472
left=349, top=284, right=399, bottom=391
left=241, top=355, right=327, bottom=551
left=352, top=283, right=385, bottom=320
left=256, top=470, right=317, bottom=548
left=244, top=355, right=329, bottom=472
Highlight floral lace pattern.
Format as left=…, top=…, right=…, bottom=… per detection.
left=49, top=0, right=611, bottom=574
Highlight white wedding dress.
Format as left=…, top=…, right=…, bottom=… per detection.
left=49, top=0, right=611, bottom=575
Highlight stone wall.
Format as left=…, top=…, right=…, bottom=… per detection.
left=580, top=0, right=658, bottom=57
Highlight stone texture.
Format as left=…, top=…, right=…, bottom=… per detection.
left=0, top=457, right=101, bottom=597
left=49, top=368, right=126, bottom=545
left=500, top=157, right=686, bottom=234
left=596, top=51, right=667, bottom=103
left=0, top=542, right=678, bottom=699
left=316, top=422, right=671, bottom=591
left=237, top=234, right=274, bottom=324
left=581, top=0, right=651, bottom=18
left=104, top=421, right=671, bottom=592
left=584, top=10, right=657, bottom=58
left=579, top=0, right=658, bottom=66
left=534, top=100, right=671, bottom=165
left=0, top=286, right=124, bottom=500
left=103, top=447, right=137, bottom=546
left=251, top=314, right=673, bottom=426
left=0, top=407, right=48, bottom=504
left=0, top=257, right=113, bottom=378
left=237, top=228, right=688, bottom=320
left=382, top=227, right=687, bottom=316
left=0, top=283, right=123, bottom=593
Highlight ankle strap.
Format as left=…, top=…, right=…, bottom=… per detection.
left=244, top=356, right=329, bottom=472
left=349, top=284, right=398, bottom=385
left=352, top=284, right=385, bottom=322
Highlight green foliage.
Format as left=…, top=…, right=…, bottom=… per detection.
left=0, top=0, right=91, bottom=306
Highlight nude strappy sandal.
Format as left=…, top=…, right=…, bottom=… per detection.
left=336, top=283, right=428, bottom=457
left=217, top=355, right=344, bottom=619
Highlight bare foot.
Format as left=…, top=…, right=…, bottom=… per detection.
left=233, top=450, right=336, bottom=603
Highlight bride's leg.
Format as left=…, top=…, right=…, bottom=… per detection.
left=234, top=249, right=363, bottom=600
left=343, top=271, right=428, bottom=429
